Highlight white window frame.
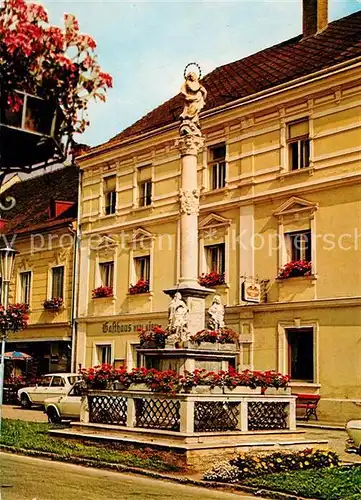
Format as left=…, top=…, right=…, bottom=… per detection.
left=17, top=270, right=33, bottom=306
left=208, top=143, right=227, bottom=191
left=99, top=261, right=114, bottom=288
left=287, top=119, right=310, bottom=172
left=284, top=229, right=312, bottom=263
left=48, top=265, right=65, bottom=300
left=93, top=342, right=114, bottom=366
left=128, top=228, right=154, bottom=294
left=102, top=174, right=117, bottom=216
left=205, top=243, right=225, bottom=275
left=138, top=179, right=152, bottom=207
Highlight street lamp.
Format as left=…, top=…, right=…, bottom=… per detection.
left=0, top=246, right=18, bottom=431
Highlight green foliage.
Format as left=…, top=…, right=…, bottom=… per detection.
left=243, top=466, right=361, bottom=500
left=0, top=419, right=182, bottom=472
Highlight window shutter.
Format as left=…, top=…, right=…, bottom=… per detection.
left=288, top=120, right=309, bottom=139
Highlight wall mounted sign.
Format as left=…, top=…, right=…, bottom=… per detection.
left=102, top=321, right=164, bottom=334
left=242, top=280, right=261, bottom=303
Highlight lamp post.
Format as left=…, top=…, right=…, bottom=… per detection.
left=0, top=246, right=18, bottom=433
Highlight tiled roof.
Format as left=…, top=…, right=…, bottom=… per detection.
left=1, top=165, right=78, bottom=235
left=108, top=9, right=361, bottom=145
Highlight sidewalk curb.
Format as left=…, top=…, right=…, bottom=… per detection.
left=0, top=445, right=315, bottom=500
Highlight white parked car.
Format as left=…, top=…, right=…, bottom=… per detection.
left=44, top=383, right=82, bottom=423
left=18, top=373, right=80, bottom=408
left=346, top=420, right=361, bottom=455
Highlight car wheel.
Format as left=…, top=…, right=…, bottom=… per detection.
left=20, top=394, right=32, bottom=409
left=47, top=407, right=61, bottom=424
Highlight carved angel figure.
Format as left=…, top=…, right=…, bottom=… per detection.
left=167, top=292, right=189, bottom=342
left=179, top=72, right=207, bottom=133
left=208, top=294, right=225, bottom=330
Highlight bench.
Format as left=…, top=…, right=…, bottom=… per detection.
left=296, top=393, right=320, bottom=421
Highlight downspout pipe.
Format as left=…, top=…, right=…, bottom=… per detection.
left=70, top=166, right=83, bottom=373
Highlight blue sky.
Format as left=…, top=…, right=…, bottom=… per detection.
left=42, top=0, right=361, bottom=147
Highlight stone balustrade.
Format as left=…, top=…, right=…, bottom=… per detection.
left=81, top=389, right=297, bottom=434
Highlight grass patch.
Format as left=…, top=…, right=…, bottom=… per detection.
left=243, top=466, right=361, bottom=500
left=0, top=419, right=183, bottom=473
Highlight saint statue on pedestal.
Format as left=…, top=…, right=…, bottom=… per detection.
left=179, top=71, right=207, bottom=136
left=167, top=292, right=189, bottom=343
left=208, top=294, right=225, bottom=330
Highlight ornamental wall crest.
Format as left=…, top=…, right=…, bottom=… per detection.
left=179, top=188, right=200, bottom=215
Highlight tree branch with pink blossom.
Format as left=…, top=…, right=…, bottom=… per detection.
left=0, top=0, right=112, bottom=139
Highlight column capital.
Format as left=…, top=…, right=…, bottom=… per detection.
left=176, top=133, right=205, bottom=156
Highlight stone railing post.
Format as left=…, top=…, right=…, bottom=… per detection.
left=288, top=396, right=297, bottom=431
left=126, top=396, right=136, bottom=428
left=237, top=398, right=248, bottom=431
left=80, top=395, right=89, bottom=423
left=179, top=398, right=194, bottom=433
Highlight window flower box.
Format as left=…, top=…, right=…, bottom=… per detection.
left=277, top=260, right=312, bottom=280
left=92, top=286, right=113, bottom=298
left=129, top=279, right=149, bottom=295
left=43, top=297, right=63, bottom=311
left=199, top=271, right=225, bottom=288
left=263, top=387, right=292, bottom=395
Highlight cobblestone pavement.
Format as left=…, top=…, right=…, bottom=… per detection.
left=3, top=405, right=361, bottom=464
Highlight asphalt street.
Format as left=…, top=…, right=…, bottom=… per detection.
left=0, top=453, right=264, bottom=500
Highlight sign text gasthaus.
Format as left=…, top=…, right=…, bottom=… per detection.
left=102, top=321, right=164, bottom=334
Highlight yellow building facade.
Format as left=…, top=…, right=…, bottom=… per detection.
left=76, top=10, right=361, bottom=422
left=4, top=167, right=78, bottom=374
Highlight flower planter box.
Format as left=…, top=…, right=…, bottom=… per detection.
left=191, top=342, right=219, bottom=351
left=264, top=387, right=291, bottom=395
left=113, top=382, right=128, bottom=391
left=183, top=386, right=223, bottom=395
left=129, top=383, right=149, bottom=392
left=217, top=343, right=237, bottom=352
left=223, top=386, right=262, bottom=395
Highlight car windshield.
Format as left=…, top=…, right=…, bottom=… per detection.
left=67, top=376, right=81, bottom=386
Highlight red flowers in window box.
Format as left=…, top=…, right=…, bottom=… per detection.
left=191, top=328, right=238, bottom=345
left=277, top=260, right=312, bottom=279
left=0, top=303, right=29, bottom=333
left=138, top=325, right=168, bottom=348
left=199, top=271, right=225, bottom=287
left=43, top=297, right=63, bottom=311
left=92, top=286, right=113, bottom=298
left=129, top=279, right=149, bottom=295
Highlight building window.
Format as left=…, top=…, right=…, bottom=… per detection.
left=287, top=328, right=314, bottom=382
left=287, top=120, right=310, bottom=171
left=104, top=175, right=116, bottom=215
left=99, top=261, right=114, bottom=288
left=96, top=344, right=112, bottom=365
left=137, top=166, right=152, bottom=207
left=134, top=256, right=150, bottom=282
left=209, top=144, right=226, bottom=190
left=139, top=180, right=152, bottom=207
left=286, top=230, right=311, bottom=262
left=205, top=244, right=225, bottom=274
left=51, top=266, right=64, bottom=299
left=20, top=271, right=31, bottom=304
